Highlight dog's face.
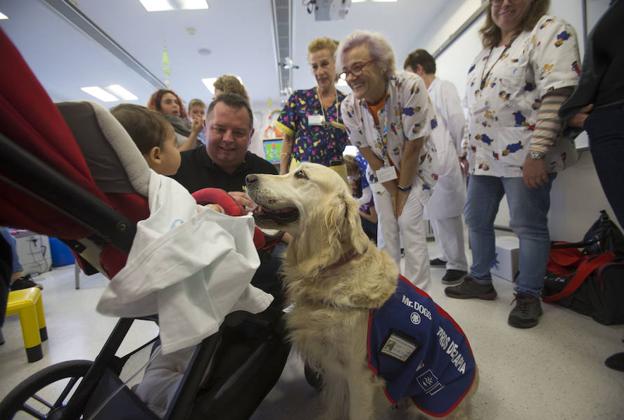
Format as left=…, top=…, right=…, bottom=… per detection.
left=246, top=162, right=353, bottom=235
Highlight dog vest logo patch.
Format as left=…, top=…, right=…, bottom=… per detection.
left=367, top=276, right=476, bottom=417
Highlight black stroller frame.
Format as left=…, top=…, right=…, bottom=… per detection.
left=0, top=118, right=290, bottom=419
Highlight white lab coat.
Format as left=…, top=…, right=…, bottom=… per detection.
left=97, top=171, right=272, bottom=355
left=424, top=79, right=466, bottom=220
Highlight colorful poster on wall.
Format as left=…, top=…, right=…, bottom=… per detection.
left=263, top=138, right=283, bottom=164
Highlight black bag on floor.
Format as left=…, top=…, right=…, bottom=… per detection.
left=543, top=211, right=624, bottom=325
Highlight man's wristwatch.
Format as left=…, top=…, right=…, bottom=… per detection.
left=397, top=184, right=412, bottom=192
left=528, top=151, right=546, bottom=160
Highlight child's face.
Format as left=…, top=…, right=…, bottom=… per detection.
left=157, top=129, right=182, bottom=175
left=189, top=105, right=205, bottom=122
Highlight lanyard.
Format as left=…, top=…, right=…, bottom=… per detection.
left=479, top=37, right=517, bottom=90
left=316, top=87, right=344, bottom=130
left=368, top=98, right=392, bottom=166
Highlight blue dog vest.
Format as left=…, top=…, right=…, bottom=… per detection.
left=367, top=277, right=476, bottom=417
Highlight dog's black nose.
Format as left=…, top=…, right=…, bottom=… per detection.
left=246, top=174, right=258, bottom=185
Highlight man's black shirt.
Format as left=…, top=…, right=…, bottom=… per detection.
left=172, top=147, right=277, bottom=193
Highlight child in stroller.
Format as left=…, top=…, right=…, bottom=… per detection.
left=0, top=29, right=290, bottom=420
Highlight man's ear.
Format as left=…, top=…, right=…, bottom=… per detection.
left=248, top=128, right=255, bottom=147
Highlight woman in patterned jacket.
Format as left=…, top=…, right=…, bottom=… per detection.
left=445, top=0, right=581, bottom=329
left=338, top=30, right=443, bottom=289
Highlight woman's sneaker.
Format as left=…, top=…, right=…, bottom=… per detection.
left=444, top=276, right=497, bottom=300
left=508, top=293, right=542, bottom=328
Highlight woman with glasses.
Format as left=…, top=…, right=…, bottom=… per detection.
left=444, top=0, right=581, bottom=329
left=338, top=30, right=440, bottom=289
left=275, top=37, right=349, bottom=180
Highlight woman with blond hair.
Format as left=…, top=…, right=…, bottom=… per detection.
left=338, top=30, right=442, bottom=289
left=444, top=0, right=581, bottom=329
left=213, top=75, right=249, bottom=101
left=275, top=37, right=349, bottom=179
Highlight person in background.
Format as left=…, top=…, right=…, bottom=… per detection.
left=188, top=98, right=207, bottom=146
left=338, top=30, right=439, bottom=289
left=444, top=0, right=580, bottom=329
left=111, top=104, right=181, bottom=176
left=213, top=75, right=249, bottom=101
left=560, top=0, right=624, bottom=370
left=276, top=37, right=349, bottom=180
left=147, top=89, right=202, bottom=151
left=344, top=153, right=378, bottom=244
left=404, top=49, right=469, bottom=285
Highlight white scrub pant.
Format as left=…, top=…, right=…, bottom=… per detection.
left=430, top=216, right=468, bottom=272
left=373, top=186, right=430, bottom=289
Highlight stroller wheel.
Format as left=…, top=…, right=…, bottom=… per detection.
left=0, top=360, right=93, bottom=419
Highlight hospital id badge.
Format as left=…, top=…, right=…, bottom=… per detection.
left=376, top=165, right=397, bottom=183
left=308, top=114, right=325, bottom=126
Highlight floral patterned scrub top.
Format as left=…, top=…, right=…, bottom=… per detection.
left=276, top=88, right=349, bottom=166
left=341, top=72, right=438, bottom=192
left=463, top=15, right=581, bottom=177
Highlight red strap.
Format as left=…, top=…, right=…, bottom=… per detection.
left=549, top=247, right=583, bottom=267
left=543, top=252, right=616, bottom=302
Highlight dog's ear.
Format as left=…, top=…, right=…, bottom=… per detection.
left=324, top=192, right=369, bottom=255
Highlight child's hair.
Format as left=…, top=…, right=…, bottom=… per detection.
left=110, top=104, right=172, bottom=155
left=188, top=98, right=206, bottom=113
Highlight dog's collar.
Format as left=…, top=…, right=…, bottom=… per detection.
left=320, top=249, right=363, bottom=273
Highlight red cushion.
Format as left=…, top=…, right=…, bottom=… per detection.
left=192, top=188, right=265, bottom=249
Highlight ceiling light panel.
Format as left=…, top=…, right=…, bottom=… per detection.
left=177, top=0, right=209, bottom=10
left=138, top=0, right=174, bottom=12
left=106, top=84, right=138, bottom=100
left=202, top=77, right=217, bottom=94
left=0, top=11, right=8, bottom=19
left=81, top=86, right=119, bottom=102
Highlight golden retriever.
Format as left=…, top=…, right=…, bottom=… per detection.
left=246, top=163, right=477, bottom=420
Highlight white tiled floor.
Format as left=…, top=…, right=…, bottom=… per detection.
left=2, top=248, right=624, bottom=420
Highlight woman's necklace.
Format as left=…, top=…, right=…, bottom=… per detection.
left=479, top=36, right=518, bottom=90
left=317, top=86, right=339, bottom=127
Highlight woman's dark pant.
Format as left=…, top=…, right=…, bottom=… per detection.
left=585, top=103, right=624, bottom=227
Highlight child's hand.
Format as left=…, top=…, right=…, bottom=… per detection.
left=228, top=191, right=257, bottom=213
left=206, top=204, right=224, bottom=213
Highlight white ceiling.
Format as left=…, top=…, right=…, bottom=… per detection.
left=0, top=0, right=455, bottom=109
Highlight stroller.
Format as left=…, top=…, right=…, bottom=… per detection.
left=0, top=29, right=290, bottom=419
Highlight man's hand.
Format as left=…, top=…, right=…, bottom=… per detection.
left=228, top=191, right=256, bottom=212
left=523, top=157, right=549, bottom=189
left=568, top=104, right=593, bottom=129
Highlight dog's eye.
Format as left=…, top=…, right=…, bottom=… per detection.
left=294, top=170, right=308, bottom=180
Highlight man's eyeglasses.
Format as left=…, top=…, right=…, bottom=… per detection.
left=338, top=60, right=375, bottom=81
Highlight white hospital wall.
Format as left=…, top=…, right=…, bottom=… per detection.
left=411, top=0, right=618, bottom=240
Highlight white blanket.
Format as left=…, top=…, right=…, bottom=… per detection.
left=97, top=171, right=272, bottom=354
